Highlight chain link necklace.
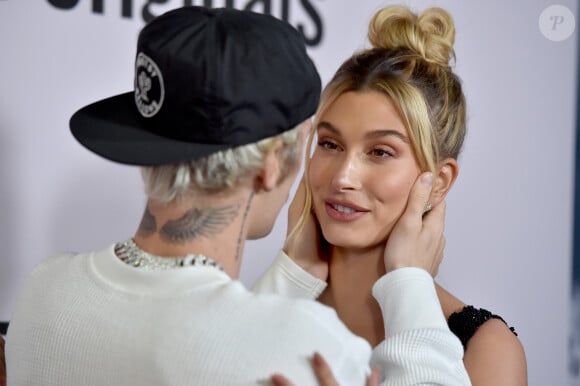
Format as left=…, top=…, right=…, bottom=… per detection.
left=114, top=239, right=224, bottom=272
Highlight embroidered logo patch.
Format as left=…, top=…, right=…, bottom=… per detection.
left=134, top=52, right=164, bottom=117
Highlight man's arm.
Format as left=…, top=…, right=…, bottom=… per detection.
left=252, top=177, right=328, bottom=298
left=254, top=256, right=471, bottom=385
left=254, top=173, right=471, bottom=385
left=252, top=249, right=326, bottom=298
left=371, top=268, right=471, bottom=385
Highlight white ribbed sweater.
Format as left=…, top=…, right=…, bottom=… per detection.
left=6, top=245, right=370, bottom=385
left=253, top=251, right=472, bottom=386
left=6, top=246, right=471, bottom=385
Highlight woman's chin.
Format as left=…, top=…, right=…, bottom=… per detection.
left=323, top=233, right=370, bottom=250
left=321, top=227, right=387, bottom=252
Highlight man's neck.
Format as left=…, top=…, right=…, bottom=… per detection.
left=132, top=189, right=254, bottom=278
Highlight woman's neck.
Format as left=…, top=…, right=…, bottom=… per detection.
left=319, top=246, right=387, bottom=347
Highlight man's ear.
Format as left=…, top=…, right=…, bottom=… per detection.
left=430, top=158, right=459, bottom=206
left=254, top=140, right=284, bottom=192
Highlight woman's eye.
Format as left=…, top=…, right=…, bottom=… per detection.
left=318, top=140, right=338, bottom=150
left=370, top=148, right=393, bottom=158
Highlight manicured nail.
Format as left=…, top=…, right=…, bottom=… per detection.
left=421, top=173, right=433, bottom=187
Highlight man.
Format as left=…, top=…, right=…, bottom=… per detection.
left=4, top=6, right=469, bottom=386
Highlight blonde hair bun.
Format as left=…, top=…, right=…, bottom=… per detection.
left=368, top=6, right=456, bottom=68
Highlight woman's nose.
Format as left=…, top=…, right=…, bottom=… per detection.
left=331, top=154, right=361, bottom=191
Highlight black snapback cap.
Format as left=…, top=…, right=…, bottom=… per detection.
left=70, top=6, right=321, bottom=166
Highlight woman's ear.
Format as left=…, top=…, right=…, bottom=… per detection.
left=254, top=140, right=284, bottom=192
left=430, top=158, right=459, bottom=206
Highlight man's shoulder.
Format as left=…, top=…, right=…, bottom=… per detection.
left=27, top=247, right=103, bottom=278
left=16, top=247, right=111, bottom=297
left=242, top=289, right=365, bottom=343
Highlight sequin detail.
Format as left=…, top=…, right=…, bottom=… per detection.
left=448, top=305, right=517, bottom=349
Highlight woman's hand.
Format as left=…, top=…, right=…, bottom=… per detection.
left=283, top=177, right=330, bottom=281
left=271, top=352, right=380, bottom=386
left=383, top=172, right=446, bottom=276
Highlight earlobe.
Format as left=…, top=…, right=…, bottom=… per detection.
left=430, top=158, right=459, bottom=206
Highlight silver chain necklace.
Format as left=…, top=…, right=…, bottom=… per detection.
left=114, top=239, right=224, bottom=272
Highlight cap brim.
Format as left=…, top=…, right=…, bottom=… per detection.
left=70, top=92, right=230, bottom=166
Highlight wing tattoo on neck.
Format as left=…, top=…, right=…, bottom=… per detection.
left=159, top=205, right=240, bottom=244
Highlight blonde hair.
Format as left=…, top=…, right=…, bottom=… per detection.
left=289, top=5, right=466, bottom=241
left=141, top=124, right=303, bottom=203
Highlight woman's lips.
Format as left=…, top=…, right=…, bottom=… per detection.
left=324, top=200, right=368, bottom=221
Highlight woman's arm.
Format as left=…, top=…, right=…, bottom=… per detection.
left=436, top=285, right=527, bottom=386
left=463, top=319, right=527, bottom=386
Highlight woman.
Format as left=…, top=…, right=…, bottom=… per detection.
left=257, top=5, right=527, bottom=385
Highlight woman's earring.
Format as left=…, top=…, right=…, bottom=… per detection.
left=423, top=202, right=433, bottom=215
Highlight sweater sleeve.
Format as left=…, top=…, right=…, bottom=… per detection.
left=253, top=254, right=472, bottom=385
left=371, top=268, right=472, bottom=386
left=252, top=250, right=327, bottom=299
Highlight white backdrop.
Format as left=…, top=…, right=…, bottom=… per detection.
left=0, top=1, right=576, bottom=385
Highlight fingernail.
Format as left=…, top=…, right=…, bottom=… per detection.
left=421, top=173, right=433, bottom=187
left=312, top=352, right=322, bottom=367
left=270, top=376, right=283, bottom=386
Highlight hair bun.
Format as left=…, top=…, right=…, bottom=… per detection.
left=368, top=6, right=456, bottom=68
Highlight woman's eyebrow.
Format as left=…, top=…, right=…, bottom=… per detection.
left=364, top=129, right=409, bottom=144
left=317, top=121, right=341, bottom=136
left=318, top=121, right=409, bottom=144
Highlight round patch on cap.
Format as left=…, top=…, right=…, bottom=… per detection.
left=134, top=52, right=165, bottom=117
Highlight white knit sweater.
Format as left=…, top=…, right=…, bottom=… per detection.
left=253, top=251, right=472, bottom=386
left=6, top=245, right=370, bottom=385
left=6, top=246, right=470, bottom=385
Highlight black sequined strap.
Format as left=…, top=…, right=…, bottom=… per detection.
left=447, top=305, right=517, bottom=349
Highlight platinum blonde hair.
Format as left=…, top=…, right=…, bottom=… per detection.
left=141, top=124, right=304, bottom=203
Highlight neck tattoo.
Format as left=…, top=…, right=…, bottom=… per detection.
left=159, top=204, right=240, bottom=244
left=114, top=239, right=224, bottom=271
left=235, top=191, right=254, bottom=260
